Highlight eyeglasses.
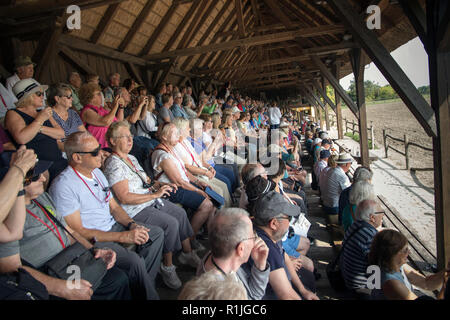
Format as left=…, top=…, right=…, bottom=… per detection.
left=35, top=91, right=44, bottom=97
left=374, top=211, right=385, bottom=215
left=236, top=231, right=258, bottom=248
left=277, top=215, right=292, bottom=222
left=400, top=247, right=410, bottom=254
left=75, top=145, right=102, bottom=157
left=60, top=94, right=73, bottom=99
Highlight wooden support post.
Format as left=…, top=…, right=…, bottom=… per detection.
left=350, top=48, right=370, bottom=168
left=321, top=77, right=330, bottom=131
left=327, top=0, right=437, bottom=138
left=370, top=122, right=375, bottom=150
left=426, top=0, right=450, bottom=269
left=383, top=129, right=388, bottom=158
left=404, top=134, right=410, bottom=170
left=333, top=61, right=344, bottom=139
left=352, top=119, right=356, bottom=136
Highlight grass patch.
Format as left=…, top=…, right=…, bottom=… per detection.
left=344, top=132, right=377, bottom=149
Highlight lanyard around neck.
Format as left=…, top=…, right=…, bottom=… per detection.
left=26, top=200, right=66, bottom=249
left=71, top=167, right=111, bottom=204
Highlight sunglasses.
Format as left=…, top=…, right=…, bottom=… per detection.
left=24, top=172, right=41, bottom=186
left=60, top=94, right=73, bottom=99
left=75, top=145, right=102, bottom=157
left=35, top=91, right=44, bottom=97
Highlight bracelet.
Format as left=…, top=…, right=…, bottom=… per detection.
left=11, top=165, right=26, bottom=179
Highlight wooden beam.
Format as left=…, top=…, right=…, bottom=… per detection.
left=0, top=0, right=125, bottom=19
left=311, top=77, right=336, bottom=113
left=117, top=0, right=157, bottom=52
left=327, top=0, right=437, bottom=138
left=32, top=15, right=65, bottom=82
left=162, top=0, right=202, bottom=52
left=180, top=0, right=233, bottom=70
left=90, top=3, right=121, bottom=44
left=310, top=54, right=359, bottom=117
left=350, top=48, right=370, bottom=167
left=139, top=2, right=179, bottom=56
left=262, top=0, right=295, bottom=30
left=125, top=63, right=144, bottom=85
left=144, top=28, right=355, bottom=60
left=427, top=0, right=450, bottom=271
left=59, top=34, right=148, bottom=66
left=321, top=77, right=331, bottom=131
left=332, top=59, right=344, bottom=139
left=58, top=46, right=96, bottom=75
left=235, top=0, right=246, bottom=37
left=398, top=0, right=428, bottom=51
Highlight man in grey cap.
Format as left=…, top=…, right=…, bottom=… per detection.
left=253, top=191, right=319, bottom=300
left=6, top=56, right=36, bottom=95
left=6, top=56, right=46, bottom=109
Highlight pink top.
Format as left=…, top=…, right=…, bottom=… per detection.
left=80, top=104, right=117, bottom=148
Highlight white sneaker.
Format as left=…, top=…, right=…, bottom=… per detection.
left=178, top=251, right=202, bottom=268
left=159, top=264, right=182, bottom=290
left=191, top=239, right=206, bottom=252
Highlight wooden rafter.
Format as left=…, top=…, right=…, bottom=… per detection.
left=250, top=0, right=263, bottom=26
left=235, top=0, right=246, bottom=37
left=58, top=46, right=96, bottom=75
left=262, top=0, right=295, bottom=30
left=117, top=0, right=158, bottom=52
left=180, top=0, right=233, bottom=70
left=139, top=1, right=179, bottom=56
left=144, top=26, right=350, bottom=60
left=0, top=0, right=126, bottom=19
left=90, top=3, right=121, bottom=44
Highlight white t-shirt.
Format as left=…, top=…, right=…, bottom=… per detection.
left=49, top=166, right=116, bottom=232
left=136, top=111, right=158, bottom=138
left=103, top=154, right=155, bottom=218
left=268, top=107, right=282, bottom=125
left=173, top=140, right=206, bottom=170
left=0, top=83, right=17, bottom=118
left=151, top=148, right=190, bottom=184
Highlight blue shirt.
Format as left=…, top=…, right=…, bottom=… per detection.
left=188, top=136, right=215, bottom=167
left=256, top=227, right=290, bottom=300
left=171, top=104, right=189, bottom=119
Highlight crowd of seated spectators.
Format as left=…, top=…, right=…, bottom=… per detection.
left=0, top=57, right=448, bottom=301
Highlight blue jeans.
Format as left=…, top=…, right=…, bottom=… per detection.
left=214, top=164, right=236, bottom=194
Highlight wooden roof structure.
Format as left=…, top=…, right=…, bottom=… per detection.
left=0, top=1, right=420, bottom=95
left=0, top=0, right=449, bottom=271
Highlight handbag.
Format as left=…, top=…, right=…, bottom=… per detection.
left=326, top=225, right=362, bottom=292
left=40, top=205, right=107, bottom=292
left=0, top=268, right=49, bottom=300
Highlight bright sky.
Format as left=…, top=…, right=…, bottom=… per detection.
left=339, top=37, right=430, bottom=90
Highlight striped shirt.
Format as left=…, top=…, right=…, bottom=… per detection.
left=339, top=219, right=377, bottom=289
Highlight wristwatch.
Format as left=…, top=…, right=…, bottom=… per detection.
left=17, top=189, right=25, bottom=197
left=126, top=221, right=136, bottom=230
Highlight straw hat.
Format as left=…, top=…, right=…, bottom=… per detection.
left=335, top=152, right=353, bottom=164
left=12, top=79, right=48, bottom=105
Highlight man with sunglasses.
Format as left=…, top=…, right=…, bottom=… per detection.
left=49, top=131, right=164, bottom=300
left=197, top=208, right=270, bottom=300
left=253, top=191, right=319, bottom=300
left=0, top=159, right=132, bottom=300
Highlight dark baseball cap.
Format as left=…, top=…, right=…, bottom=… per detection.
left=0, top=151, right=52, bottom=182
left=320, top=149, right=331, bottom=159
left=253, top=191, right=300, bottom=222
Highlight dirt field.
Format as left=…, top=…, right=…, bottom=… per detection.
left=341, top=100, right=435, bottom=189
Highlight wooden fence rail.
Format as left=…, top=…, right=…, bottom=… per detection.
left=382, top=129, right=434, bottom=171
left=343, top=118, right=375, bottom=150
